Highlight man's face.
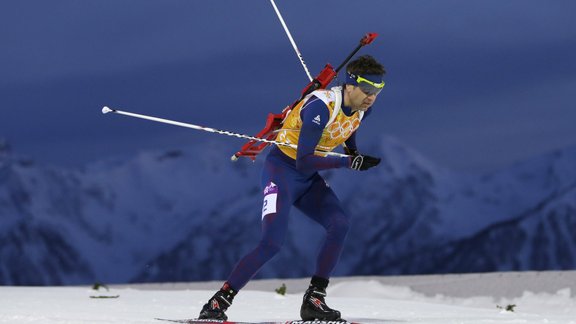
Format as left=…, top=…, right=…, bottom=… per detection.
left=347, top=85, right=379, bottom=112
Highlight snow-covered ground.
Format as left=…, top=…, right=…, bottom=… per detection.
left=1, top=272, right=575, bottom=324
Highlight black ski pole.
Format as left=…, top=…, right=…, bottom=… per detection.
left=335, top=32, right=378, bottom=73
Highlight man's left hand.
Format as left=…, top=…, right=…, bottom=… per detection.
left=350, top=154, right=381, bottom=171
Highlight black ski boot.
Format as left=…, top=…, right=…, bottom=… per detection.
left=198, top=284, right=237, bottom=321
left=300, top=276, right=342, bottom=321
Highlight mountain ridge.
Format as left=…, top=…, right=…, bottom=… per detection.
left=1, top=137, right=575, bottom=285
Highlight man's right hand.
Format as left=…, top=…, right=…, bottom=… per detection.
left=350, top=154, right=381, bottom=171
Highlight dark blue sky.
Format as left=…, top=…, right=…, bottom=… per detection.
left=1, top=0, right=575, bottom=173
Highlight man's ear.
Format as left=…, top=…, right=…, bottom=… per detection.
left=343, top=84, right=352, bottom=95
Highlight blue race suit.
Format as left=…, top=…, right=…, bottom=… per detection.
left=226, top=89, right=370, bottom=290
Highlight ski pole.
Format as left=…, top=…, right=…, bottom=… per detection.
left=270, top=0, right=313, bottom=82
left=101, top=106, right=350, bottom=159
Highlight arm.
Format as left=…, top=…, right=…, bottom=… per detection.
left=343, top=133, right=358, bottom=155
left=341, top=108, right=381, bottom=171
left=344, top=108, right=372, bottom=155
left=343, top=107, right=371, bottom=154
left=295, top=97, right=351, bottom=173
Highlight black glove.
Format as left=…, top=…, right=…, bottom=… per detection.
left=350, top=154, right=381, bottom=171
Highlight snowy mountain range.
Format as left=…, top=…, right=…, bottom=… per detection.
left=1, top=137, right=575, bottom=285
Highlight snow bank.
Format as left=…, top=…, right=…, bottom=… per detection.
left=1, top=272, right=575, bottom=323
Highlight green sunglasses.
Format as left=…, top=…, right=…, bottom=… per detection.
left=349, top=73, right=385, bottom=96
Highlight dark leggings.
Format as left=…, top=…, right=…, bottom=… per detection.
left=226, top=153, right=350, bottom=290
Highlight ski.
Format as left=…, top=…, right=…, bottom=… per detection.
left=154, top=319, right=272, bottom=324
left=155, top=319, right=361, bottom=324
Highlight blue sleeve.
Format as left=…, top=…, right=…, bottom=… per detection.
left=344, top=132, right=358, bottom=152
left=295, top=96, right=351, bottom=172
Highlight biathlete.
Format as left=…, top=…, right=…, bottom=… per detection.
left=198, top=55, right=386, bottom=321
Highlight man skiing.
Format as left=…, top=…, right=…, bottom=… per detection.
left=198, top=55, right=386, bottom=321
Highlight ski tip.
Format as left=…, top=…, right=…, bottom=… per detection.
left=101, top=106, right=114, bottom=114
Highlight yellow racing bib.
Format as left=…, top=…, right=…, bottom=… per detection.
left=276, top=86, right=364, bottom=159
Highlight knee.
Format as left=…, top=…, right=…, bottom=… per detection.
left=258, top=239, right=283, bottom=259
left=329, top=215, right=350, bottom=239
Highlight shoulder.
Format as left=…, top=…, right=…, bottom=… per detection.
left=309, top=87, right=341, bottom=107
left=302, top=94, right=330, bottom=113
left=300, top=95, right=330, bottom=128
